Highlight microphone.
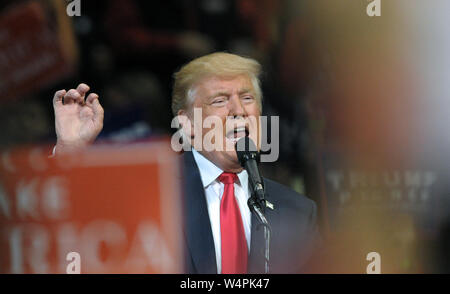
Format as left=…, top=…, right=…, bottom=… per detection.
left=235, top=136, right=271, bottom=273
left=235, top=136, right=265, bottom=211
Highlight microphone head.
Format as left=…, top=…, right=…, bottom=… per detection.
left=235, top=136, right=259, bottom=167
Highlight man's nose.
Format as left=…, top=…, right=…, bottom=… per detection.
left=228, top=95, right=246, bottom=117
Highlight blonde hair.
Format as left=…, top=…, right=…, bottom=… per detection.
left=172, top=52, right=263, bottom=117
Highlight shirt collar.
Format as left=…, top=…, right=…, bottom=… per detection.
left=191, top=149, right=249, bottom=192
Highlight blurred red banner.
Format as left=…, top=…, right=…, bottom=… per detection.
left=0, top=1, right=77, bottom=102
left=0, top=141, right=183, bottom=273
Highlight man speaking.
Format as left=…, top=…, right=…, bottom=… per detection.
left=52, top=52, right=320, bottom=274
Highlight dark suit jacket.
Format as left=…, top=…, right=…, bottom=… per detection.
left=181, top=151, right=320, bottom=274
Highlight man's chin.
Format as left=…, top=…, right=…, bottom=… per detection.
left=212, top=150, right=241, bottom=172
left=224, top=151, right=242, bottom=169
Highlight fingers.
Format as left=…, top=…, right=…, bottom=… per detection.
left=53, top=89, right=66, bottom=108
left=65, top=89, right=85, bottom=105
left=86, top=92, right=99, bottom=105
left=76, top=83, right=90, bottom=98
left=86, top=93, right=104, bottom=124
left=53, top=84, right=103, bottom=127
left=57, top=83, right=90, bottom=106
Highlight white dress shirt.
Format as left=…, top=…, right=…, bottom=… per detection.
left=191, top=149, right=252, bottom=274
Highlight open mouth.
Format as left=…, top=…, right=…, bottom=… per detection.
left=225, top=126, right=249, bottom=143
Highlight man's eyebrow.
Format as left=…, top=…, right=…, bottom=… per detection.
left=209, top=91, right=230, bottom=98
left=208, top=89, right=254, bottom=100
left=238, top=88, right=254, bottom=95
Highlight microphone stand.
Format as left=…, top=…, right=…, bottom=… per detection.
left=248, top=194, right=271, bottom=274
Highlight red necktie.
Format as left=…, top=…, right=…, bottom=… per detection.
left=219, top=172, right=248, bottom=274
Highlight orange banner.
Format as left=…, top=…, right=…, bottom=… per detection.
left=0, top=141, right=183, bottom=273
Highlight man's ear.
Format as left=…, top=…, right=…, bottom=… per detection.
left=177, top=109, right=195, bottom=140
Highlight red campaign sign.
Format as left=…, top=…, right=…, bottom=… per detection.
left=0, top=141, right=183, bottom=273
left=0, top=1, right=77, bottom=101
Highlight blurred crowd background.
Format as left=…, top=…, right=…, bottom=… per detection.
left=1, top=0, right=450, bottom=273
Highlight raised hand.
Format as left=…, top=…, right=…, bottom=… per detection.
left=53, top=83, right=104, bottom=154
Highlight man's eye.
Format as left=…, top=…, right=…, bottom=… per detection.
left=242, top=96, right=254, bottom=102
left=212, top=98, right=227, bottom=105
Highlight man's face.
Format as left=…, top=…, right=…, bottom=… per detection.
left=184, top=74, right=261, bottom=172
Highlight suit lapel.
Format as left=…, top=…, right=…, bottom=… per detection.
left=248, top=212, right=265, bottom=273
left=182, top=152, right=217, bottom=273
